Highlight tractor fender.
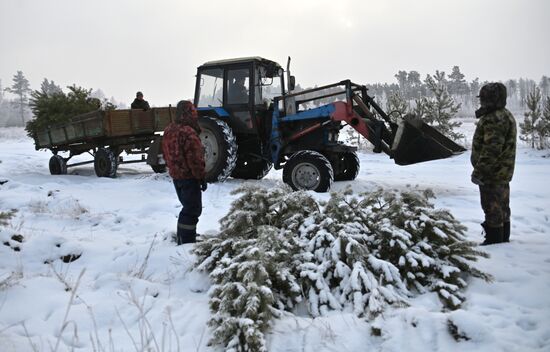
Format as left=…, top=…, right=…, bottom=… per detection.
left=196, top=107, right=230, bottom=119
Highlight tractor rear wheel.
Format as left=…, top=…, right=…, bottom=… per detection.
left=283, top=151, right=333, bottom=192
left=49, top=155, right=67, bottom=175
left=231, top=154, right=272, bottom=180
left=332, top=151, right=360, bottom=181
left=94, top=148, right=117, bottom=178
left=199, top=117, right=237, bottom=183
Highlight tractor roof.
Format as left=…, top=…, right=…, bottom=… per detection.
left=200, top=56, right=282, bottom=68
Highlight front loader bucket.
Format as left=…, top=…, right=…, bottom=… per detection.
left=391, top=118, right=466, bottom=166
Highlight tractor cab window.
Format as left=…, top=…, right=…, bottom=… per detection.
left=227, top=69, right=250, bottom=105
left=197, top=68, right=223, bottom=107
left=256, top=66, right=283, bottom=106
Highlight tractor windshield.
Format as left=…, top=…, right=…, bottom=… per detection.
left=197, top=68, right=223, bottom=107
left=255, top=65, right=283, bottom=105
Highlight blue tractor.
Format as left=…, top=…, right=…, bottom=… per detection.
left=194, top=57, right=465, bottom=192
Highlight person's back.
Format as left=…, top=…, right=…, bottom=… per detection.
left=131, top=91, right=150, bottom=110
left=162, top=101, right=206, bottom=245
left=162, top=117, right=205, bottom=180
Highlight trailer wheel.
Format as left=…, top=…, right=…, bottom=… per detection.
left=199, top=117, right=237, bottom=183
left=231, top=154, right=272, bottom=180
left=151, top=164, right=166, bottom=173
left=49, top=155, right=67, bottom=175
left=283, top=151, right=333, bottom=192
left=94, top=148, right=117, bottom=178
left=333, top=151, right=360, bottom=181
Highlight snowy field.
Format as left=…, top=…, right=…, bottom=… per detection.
left=1, top=126, right=549, bottom=352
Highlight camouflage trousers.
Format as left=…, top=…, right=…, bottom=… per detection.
left=479, top=183, right=511, bottom=227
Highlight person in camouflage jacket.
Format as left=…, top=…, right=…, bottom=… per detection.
left=162, top=100, right=207, bottom=245
left=471, top=82, right=516, bottom=245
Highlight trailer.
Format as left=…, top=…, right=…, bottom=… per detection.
left=34, top=107, right=176, bottom=177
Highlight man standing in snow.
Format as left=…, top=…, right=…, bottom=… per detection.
left=131, top=91, right=151, bottom=110
left=162, top=100, right=207, bottom=245
left=471, top=82, right=516, bottom=245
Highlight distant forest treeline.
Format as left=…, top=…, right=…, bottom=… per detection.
left=295, top=66, right=549, bottom=115
left=1, top=67, right=549, bottom=128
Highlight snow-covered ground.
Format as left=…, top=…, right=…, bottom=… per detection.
left=0, top=126, right=549, bottom=352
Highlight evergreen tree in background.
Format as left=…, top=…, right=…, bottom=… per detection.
left=395, top=70, right=408, bottom=97
left=448, top=66, right=468, bottom=99
left=469, top=78, right=481, bottom=108
left=520, top=87, right=542, bottom=149
left=407, top=70, right=422, bottom=99
left=386, top=91, right=409, bottom=122
left=540, top=76, right=550, bottom=98
left=541, top=96, right=550, bottom=148
left=413, top=71, right=463, bottom=140
left=0, top=79, right=4, bottom=105
left=40, top=78, right=62, bottom=96
left=506, top=79, right=517, bottom=101
left=4, top=71, right=31, bottom=125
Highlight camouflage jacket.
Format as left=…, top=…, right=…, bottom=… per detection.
left=471, top=108, right=516, bottom=184
left=162, top=122, right=205, bottom=180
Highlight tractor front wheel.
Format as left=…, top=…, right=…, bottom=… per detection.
left=198, top=117, right=237, bottom=183
left=283, top=151, right=333, bottom=192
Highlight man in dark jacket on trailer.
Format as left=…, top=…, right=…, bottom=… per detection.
left=471, top=82, right=517, bottom=245
left=131, top=91, right=151, bottom=110
left=162, top=100, right=207, bottom=244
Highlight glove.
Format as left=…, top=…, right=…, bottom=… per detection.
left=200, top=180, right=208, bottom=191
left=471, top=175, right=484, bottom=186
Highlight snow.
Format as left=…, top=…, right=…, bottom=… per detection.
left=1, top=126, right=550, bottom=351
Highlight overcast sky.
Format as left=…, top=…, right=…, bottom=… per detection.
left=1, top=0, right=549, bottom=106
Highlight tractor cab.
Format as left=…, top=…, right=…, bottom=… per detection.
left=194, top=57, right=285, bottom=139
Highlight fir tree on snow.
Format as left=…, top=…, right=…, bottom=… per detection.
left=350, top=188, right=492, bottom=308
left=296, top=189, right=410, bottom=318
left=194, top=185, right=317, bottom=351
left=195, top=185, right=491, bottom=351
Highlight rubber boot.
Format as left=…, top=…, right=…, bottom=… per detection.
left=480, top=222, right=503, bottom=246
left=502, top=221, right=510, bottom=243
left=176, top=225, right=196, bottom=245
left=177, top=232, right=196, bottom=245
